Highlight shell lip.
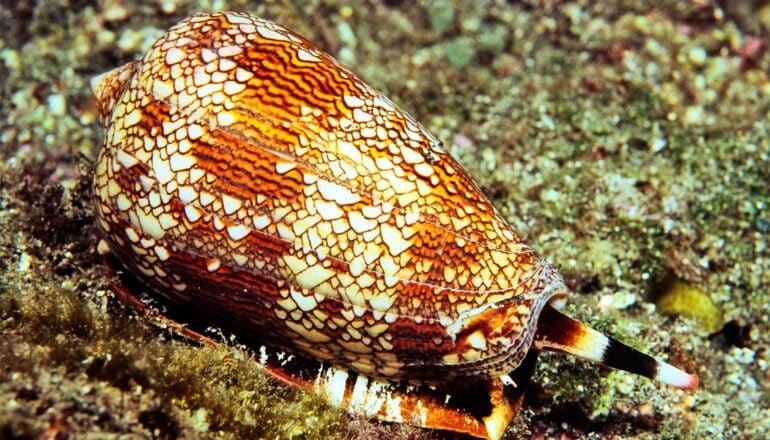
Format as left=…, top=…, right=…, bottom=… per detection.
left=439, top=277, right=571, bottom=378
left=546, top=288, right=569, bottom=310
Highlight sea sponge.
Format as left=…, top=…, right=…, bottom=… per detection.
left=655, top=278, right=723, bottom=333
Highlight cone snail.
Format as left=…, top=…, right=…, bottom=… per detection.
left=91, top=11, right=697, bottom=439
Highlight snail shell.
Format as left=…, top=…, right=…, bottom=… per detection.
left=92, top=11, right=563, bottom=380
left=92, top=11, right=696, bottom=439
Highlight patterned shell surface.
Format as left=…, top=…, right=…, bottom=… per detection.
left=92, top=11, right=567, bottom=380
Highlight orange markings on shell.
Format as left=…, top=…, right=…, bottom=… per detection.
left=92, top=11, right=568, bottom=382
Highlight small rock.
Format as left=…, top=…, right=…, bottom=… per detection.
left=478, top=25, right=507, bottom=53
left=0, top=48, right=21, bottom=71
left=160, top=0, right=178, bottom=14
left=47, top=94, right=67, bottom=116
left=191, top=408, right=210, bottom=432
left=651, top=137, right=667, bottom=152
left=337, top=21, right=357, bottom=48
left=445, top=38, right=475, bottom=68
left=428, top=0, right=455, bottom=34
left=682, top=105, right=704, bottom=125
left=103, top=0, right=129, bottom=22
left=688, top=46, right=707, bottom=65
left=598, top=291, right=637, bottom=313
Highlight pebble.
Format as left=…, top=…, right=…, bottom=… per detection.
left=688, top=46, right=707, bottom=65
left=445, top=38, right=475, bottom=68
left=160, top=0, right=178, bottom=14
left=337, top=21, right=357, bottom=48
left=683, top=105, right=705, bottom=125
left=103, top=0, right=129, bottom=22
left=0, top=48, right=21, bottom=71
left=428, top=0, right=455, bottom=34
left=730, top=347, right=756, bottom=365
left=191, top=408, right=210, bottom=432
left=598, top=291, right=637, bottom=312
left=47, top=94, right=67, bottom=116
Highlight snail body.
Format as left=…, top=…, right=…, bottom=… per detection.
left=92, top=12, right=696, bottom=439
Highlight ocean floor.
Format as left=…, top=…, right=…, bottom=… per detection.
left=1, top=1, right=768, bottom=438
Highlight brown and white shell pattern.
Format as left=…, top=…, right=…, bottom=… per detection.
left=91, top=11, right=568, bottom=383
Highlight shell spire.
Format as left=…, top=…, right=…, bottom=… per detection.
left=90, top=61, right=138, bottom=124
left=534, top=305, right=698, bottom=389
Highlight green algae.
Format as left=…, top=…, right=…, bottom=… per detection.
left=0, top=163, right=352, bottom=439
left=1, top=1, right=769, bottom=439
